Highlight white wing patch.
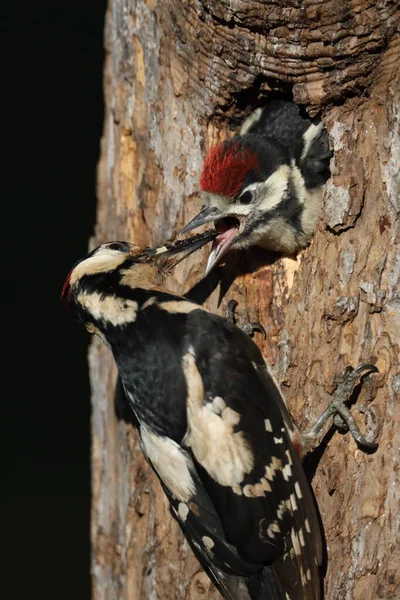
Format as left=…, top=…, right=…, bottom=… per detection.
left=265, top=456, right=283, bottom=482
left=76, top=291, right=138, bottom=326
left=182, top=347, right=254, bottom=487
left=305, top=518, right=311, bottom=533
left=264, top=418, right=273, bottom=432
left=267, top=520, right=281, bottom=539
left=178, top=503, right=189, bottom=522
left=282, top=462, right=292, bottom=481
left=238, top=454, right=284, bottom=497
left=140, top=426, right=196, bottom=502
left=202, top=536, right=215, bottom=550
left=294, top=481, right=303, bottom=499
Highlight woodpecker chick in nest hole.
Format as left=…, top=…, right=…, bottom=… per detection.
left=181, top=100, right=332, bottom=275
left=62, top=232, right=378, bottom=600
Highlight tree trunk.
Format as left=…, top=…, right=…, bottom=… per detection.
left=90, top=2, right=400, bottom=599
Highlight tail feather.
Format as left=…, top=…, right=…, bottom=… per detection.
left=246, top=566, right=287, bottom=600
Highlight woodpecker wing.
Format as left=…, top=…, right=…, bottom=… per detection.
left=114, top=299, right=321, bottom=600
left=138, top=424, right=264, bottom=600
left=241, top=100, right=331, bottom=189
left=180, top=310, right=322, bottom=600
left=241, top=101, right=311, bottom=151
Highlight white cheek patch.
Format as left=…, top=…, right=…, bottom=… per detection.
left=182, top=347, right=254, bottom=487
left=77, top=291, right=138, bottom=326
left=256, top=165, right=290, bottom=212
left=70, top=250, right=126, bottom=285
left=140, top=426, right=196, bottom=502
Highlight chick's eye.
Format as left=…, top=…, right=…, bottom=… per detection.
left=238, top=191, right=253, bottom=205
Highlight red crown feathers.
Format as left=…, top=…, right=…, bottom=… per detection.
left=200, top=141, right=260, bottom=198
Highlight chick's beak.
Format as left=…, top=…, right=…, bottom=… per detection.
left=155, top=228, right=218, bottom=268
left=204, top=218, right=240, bottom=276
left=180, top=206, right=223, bottom=235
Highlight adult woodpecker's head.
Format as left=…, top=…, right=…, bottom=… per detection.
left=181, top=103, right=331, bottom=275
left=61, top=231, right=216, bottom=331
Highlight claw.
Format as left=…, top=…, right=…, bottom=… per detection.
left=225, top=299, right=266, bottom=338
left=304, top=362, right=379, bottom=452
left=353, top=364, right=379, bottom=377
left=242, top=322, right=267, bottom=339
left=358, top=405, right=378, bottom=445
left=225, top=299, right=239, bottom=324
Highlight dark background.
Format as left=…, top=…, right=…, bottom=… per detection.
left=4, top=2, right=106, bottom=598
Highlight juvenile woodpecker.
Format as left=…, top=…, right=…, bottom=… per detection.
left=181, top=100, right=332, bottom=274
left=62, top=232, right=377, bottom=600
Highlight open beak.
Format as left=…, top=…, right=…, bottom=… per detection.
left=154, top=228, right=218, bottom=268
left=181, top=207, right=242, bottom=276
left=180, top=206, right=223, bottom=235
left=204, top=217, right=240, bottom=276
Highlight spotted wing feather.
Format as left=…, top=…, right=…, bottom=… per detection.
left=117, top=301, right=321, bottom=599
left=181, top=311, right=322, bottom=600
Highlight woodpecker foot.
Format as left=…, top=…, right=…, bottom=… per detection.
left=304, top=364, right=379, bottom=451
left=225, top=299, right=266, bottom=339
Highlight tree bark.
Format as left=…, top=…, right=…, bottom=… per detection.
left=90, top=1, right=400, bottom=599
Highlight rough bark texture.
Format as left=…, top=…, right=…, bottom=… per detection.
left=90, top=1, right=400, bottom=599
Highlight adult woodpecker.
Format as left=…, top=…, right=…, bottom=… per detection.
left=181, top=100, right=332, bottom=275
left=62, top=232, right=377, bottom=600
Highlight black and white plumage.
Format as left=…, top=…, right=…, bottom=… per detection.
left=62, top=232, right=323, bottom=600
left=181, top=100, right=332, bottom=275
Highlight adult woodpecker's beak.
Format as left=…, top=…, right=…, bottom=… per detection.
left=180, top=206, right=223, bottom=235
left=153, top=228, right=218, bottom=269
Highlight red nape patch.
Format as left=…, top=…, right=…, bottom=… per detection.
left=61, top=273, right=72, bottom=306
left=200, top=141, right=260, bottom=198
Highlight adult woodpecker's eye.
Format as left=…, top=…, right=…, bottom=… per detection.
left=107, top=242, right=128, bottom=252
left=238, top=191, right=253, bottom=205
